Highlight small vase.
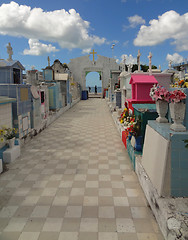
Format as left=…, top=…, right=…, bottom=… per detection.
left=134, top=136, right=143, bottom=152
left=8, top=137, right=15, bottom=148
left=156, top=100, right=168, bottom=123
left=128, top=133, right=132, bottom=140
left=169, top=102, right=186, bottom=132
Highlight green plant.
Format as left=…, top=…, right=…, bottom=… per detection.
left=0, top=126, right=17, bottom=141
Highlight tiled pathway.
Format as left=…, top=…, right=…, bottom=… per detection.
left=0, top=99, right=164, bottom=240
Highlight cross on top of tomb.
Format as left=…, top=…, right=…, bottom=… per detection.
left=48, top=56, right=50, bottom=67
left=121, top=55, right=126, bottom=71
left=148, top=52, right=152, bottom=73
left=137, top=50, right=141, bottom=72
left=90, top=49, right=97, bottom=62
left=123, top=55, right=126, bottom=64
left=7, top=42, right=13, bottom=61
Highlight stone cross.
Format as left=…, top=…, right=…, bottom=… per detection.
left=137, top=50, right=141, bottom=71
left=122, top=55, right=126, bottom=71
left=148, top=52, right=152, bottom=73
left=7, top=42, right=13, bottom=61
left=48, top=56, right=50, bottom=66
left=90, top=49, right=97, bottom=62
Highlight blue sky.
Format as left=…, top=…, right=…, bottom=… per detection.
left=0, top=0, right=188, bottom=85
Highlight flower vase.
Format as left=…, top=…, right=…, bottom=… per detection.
left=134, top=136, right=143, bottom=152
left=8, top=137, right=15, bottom=148
left=169, top=102, right=186, bottom=132
left=156, top=100, right=168, bottom=123
left=128, top=133, right=132, bottom=140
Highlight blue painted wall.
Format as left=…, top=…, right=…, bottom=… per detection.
left=43, top=68, right=53, bottom=81
left=0, top=62, right=24, bottom=84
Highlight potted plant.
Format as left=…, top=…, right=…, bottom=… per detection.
left=169, top=89, right=187, bottom=131
left=150, top=84, right=170, bottom=123
left=0, top=126, right=17, bottom=148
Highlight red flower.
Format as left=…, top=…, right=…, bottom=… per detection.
left=170, top=89, right=186, bottom=103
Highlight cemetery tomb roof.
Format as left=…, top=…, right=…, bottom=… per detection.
left=52, top=59, right=64, bottom=67
left=0, top=59, right=25, bottom=70
left=129, top=74, right=158, bottom=84
left=45, top=66, right=53, bottom=70
left=162, top=69, right=178, bottom=74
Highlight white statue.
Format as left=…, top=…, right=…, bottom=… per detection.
left=128, top=63, right=133, bottom=73
left=137, top=50, right=141, bottom=71
left=168, top=60, right=172, bottom=69
left=148, top=52, right=152, bottom=73
left=7, top=42, right=13, bottom=61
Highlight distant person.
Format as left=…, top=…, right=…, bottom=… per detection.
left=89, top=86, right=91, bottom=93
left=95, top=85, right=97, bottom=94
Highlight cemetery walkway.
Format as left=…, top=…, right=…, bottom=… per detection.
left=0, top=98, right=164, bottom=240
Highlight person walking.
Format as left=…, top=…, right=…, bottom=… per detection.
left=95, top=85, right=97, bottom=94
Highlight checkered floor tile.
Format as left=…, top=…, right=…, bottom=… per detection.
left=0, top=99, right=164, bottom=240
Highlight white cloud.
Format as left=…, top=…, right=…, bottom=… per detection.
left=123, top=15, right=145, bottom=31
left=166, top=53, right=184, bottom=64
left=128, top=15, right=146, bottom=28
left=23, top=39, right=59, bottom=56
left=121, top=54, right=137, bottom=64
left=0, top=1, right=105, bottom=52
left=82, top=48, right=92, bottom=54
left=134, top=10, right=188, bottom=51
left=123, top=41, right=129, bottom=47
left=106, top=40, right=119, bottom=45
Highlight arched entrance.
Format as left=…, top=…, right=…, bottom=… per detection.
left=86, top=72, right=102, bottom=97
left=68, top=54, right=119, bottom=97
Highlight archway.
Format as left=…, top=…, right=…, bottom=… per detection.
left=86, top=72, right=102, bottom=95
left=68, top=54, right=119, bottom=97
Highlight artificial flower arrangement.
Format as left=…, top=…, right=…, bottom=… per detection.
left=119, top=107, right=129, bottom=124
left=119, top=102, right=141, bottom=138
left=169, top=89, right=187, bottom=103
left=125, top=116, right=141, bottom=138
left=0, top=126, right=17, bottom=143
left=171, top=78, right=188, bottom=88
left=115, top=78, right=120, bottom=89
left=150, top=84, right=171, bottom=102
left=150, top=84, right=187, bottom=102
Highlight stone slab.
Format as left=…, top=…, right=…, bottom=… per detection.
left=141, top=125, right=170, bottom=196
left=136, top=157, right=188, bottom=240
left=3, top=145, right=20, bottom=164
